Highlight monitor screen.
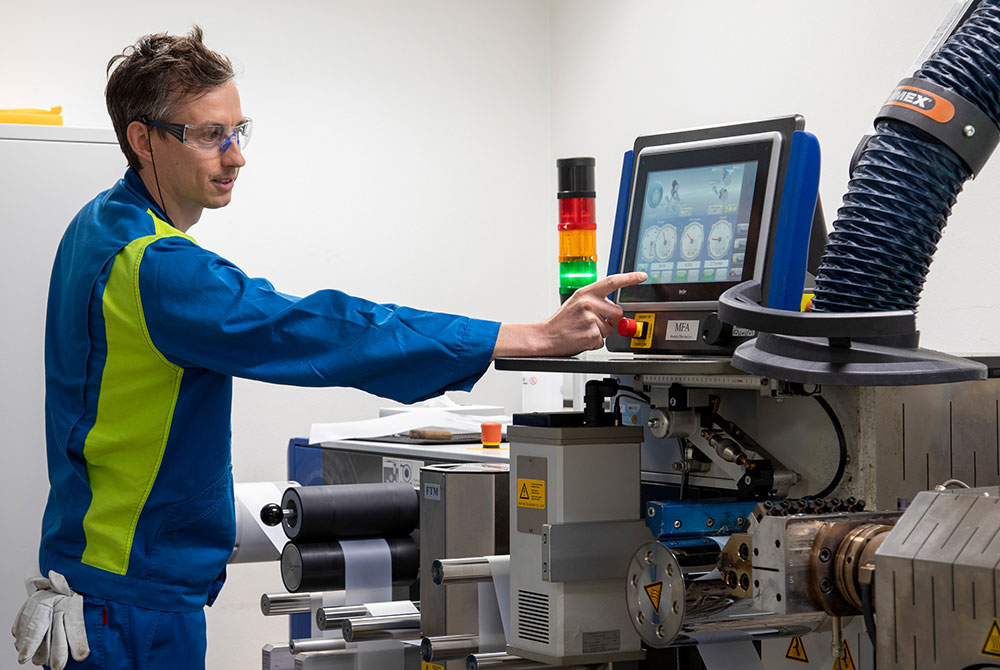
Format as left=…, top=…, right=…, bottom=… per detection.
left=618, top=133, right=780, bottom=306
left=633, top=161, right=757, bottom=285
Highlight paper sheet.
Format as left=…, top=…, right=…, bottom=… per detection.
left=690, top=630, right=765, bottom=670
left=230, top=481, right=296, bottom=564
left=309, top=409, right=510, bottom=444
left=477, top=555, right=511, bottom=652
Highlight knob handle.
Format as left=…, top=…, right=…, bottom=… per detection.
left=700, top=312, right=733, bottom=346
left=260, top=503, right=285, bottom=527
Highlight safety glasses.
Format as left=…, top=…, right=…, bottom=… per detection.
left=145, top=118, right=253, bottom=152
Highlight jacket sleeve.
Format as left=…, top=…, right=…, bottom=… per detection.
left=136, top=236, right=501, bottom=404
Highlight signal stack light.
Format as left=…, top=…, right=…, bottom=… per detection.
left=556, top=157, right=597, bottom=303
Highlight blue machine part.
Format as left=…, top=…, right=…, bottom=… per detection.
left=606, top=149, right=634, bottom=288
left=287, top=437, right=323, bottom=486
left=286, top=438, right=324, bottom=640
left=657, top=535, right=727, bottom=555
left=765, top=130, right=821, bottom=311
left=645, top=500, right=758, bottom=538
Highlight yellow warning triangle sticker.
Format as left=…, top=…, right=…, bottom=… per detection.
left=834, top=639, right=857, bottom=670
left=644, top=581, right=662, bottom=613
left=983, top=619, right=1000, bottom=657
left=785, top=635, right=809, bottom=663
left=519, top=484, right=529, bottom=500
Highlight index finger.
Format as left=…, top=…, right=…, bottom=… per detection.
left=581, top=272, right=648, bottom=297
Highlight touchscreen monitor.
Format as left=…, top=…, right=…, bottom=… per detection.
left=618, top=132, right=782, bottom=309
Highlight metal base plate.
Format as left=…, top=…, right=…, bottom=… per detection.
left=505, top=645, right=646, bottom=665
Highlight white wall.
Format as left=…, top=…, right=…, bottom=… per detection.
left=549, top=0, right=1000, bottom=353
left=5, top=1, right=1000, bottom=669
left=1, top=2, right=552, bottom=668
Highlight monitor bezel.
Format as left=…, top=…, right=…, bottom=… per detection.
left=617, top=131, right=783, bottom=310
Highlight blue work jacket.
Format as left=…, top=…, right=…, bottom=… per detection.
left=40, top=169, right=500, bottom=611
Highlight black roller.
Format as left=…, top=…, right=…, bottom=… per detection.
left=280, top=482, right=418, bottom=542
left=280, top=536, right=420, bottom=593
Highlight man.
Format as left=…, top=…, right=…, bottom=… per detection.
left=12, top=27, right=644, bottom=670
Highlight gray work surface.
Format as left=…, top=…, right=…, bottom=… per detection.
left=318, top=439, right=509, bottom=464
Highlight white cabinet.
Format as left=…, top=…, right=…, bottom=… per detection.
left=0, top=125, right=123, bottom=632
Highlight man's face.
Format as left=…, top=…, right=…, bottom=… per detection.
left=147, top=81, right=246, bottom=222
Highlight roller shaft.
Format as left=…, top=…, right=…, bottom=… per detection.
left=342, top=613, right=421, bottom=642
left=288, top=637, right=347, bottom=654
left=260, top=592, right=314, bottom=616
left=432, top=556, right=505, bottom=585
left=421, top=634, right=479, bottom=662
left=467, top=652, right=598, bottom=670
left=315, top=605, right=370, bottom=631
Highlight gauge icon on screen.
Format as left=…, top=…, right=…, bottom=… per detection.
left=641, top=226, right=660, bottom=261
left=708, top=219, right=733, bottom=259
left=680, top=221, right=704, bottom=260
left=655, top=224, right=676, bottom=261
left=647, top=183, right=663, bottom=208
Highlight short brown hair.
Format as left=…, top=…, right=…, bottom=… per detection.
left=106, top=26, right=234, bottom=171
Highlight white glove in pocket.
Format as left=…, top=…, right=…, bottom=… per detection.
left=11, top=571, right=89, bottom=670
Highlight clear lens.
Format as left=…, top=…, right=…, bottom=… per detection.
left=235, top=118, right=252, bottom=150
left=183, top=119, right=253, bottom=152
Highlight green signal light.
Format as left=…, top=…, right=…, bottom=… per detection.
left=560, top=260, right=597, bottom=293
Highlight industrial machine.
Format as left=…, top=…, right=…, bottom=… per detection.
left=244, top=2, right=1000, bottom=669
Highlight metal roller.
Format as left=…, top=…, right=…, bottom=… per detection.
left=260, top=591, right=314, bottom=616
left=420, top=634, right=479, bottom=662
left=315, top=604, right=370, bottom=631
left=466, top=652, right=600, bottom=670
left=288, top=638, right=347, bottom=655
left=315, top=601, right=420, bottom=631
left=431, top=556, right=505, bottom=585
left=342, top=613, right=421, bottom=642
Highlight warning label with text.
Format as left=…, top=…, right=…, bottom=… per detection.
left=516, top=478, right=545, bottom=509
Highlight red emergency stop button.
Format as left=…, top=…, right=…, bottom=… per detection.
left=617, top=317, right=647, bottom=339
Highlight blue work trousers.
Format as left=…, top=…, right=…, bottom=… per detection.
left=65, top=596, right=206, bottom=670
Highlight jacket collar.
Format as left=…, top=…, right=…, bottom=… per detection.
left=122, top=168, right=172, bottom=225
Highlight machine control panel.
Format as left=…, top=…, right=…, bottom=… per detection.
left=606, top=116, right=823, bottom=355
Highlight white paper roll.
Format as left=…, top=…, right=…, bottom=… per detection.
left=230, top=481, right=298, bottom=564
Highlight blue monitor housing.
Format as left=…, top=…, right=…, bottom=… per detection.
left=606, top=115, right=824, bottom=355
